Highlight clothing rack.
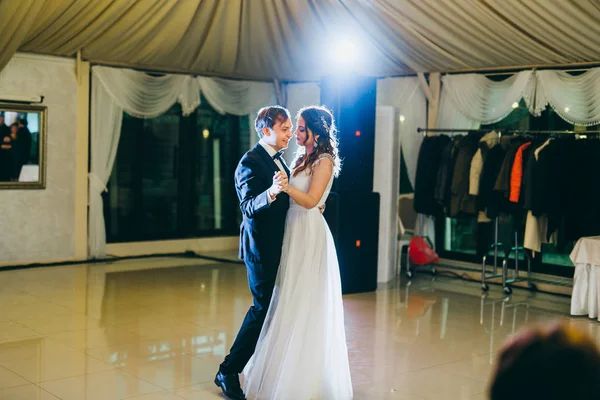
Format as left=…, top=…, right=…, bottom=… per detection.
left=504, top=129, right=600, bottom=135
left=411, top=128, right=504, bottom=281
left=417, top=127, right=600, bottom=135
left=481, top=218, right=505, bottom=292
left=415, top=128, right=507, bottom=290
left=416, top=128, right=497, bottom=135
left=417, top=127, right=591, bottom=294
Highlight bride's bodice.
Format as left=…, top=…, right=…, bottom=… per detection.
left=289, top=156, right=334, bottom=209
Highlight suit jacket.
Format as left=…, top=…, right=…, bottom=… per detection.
left=450, top=131, right=483, bottom=217
left=17, top=127, right=32, bottom=164
left=414, top=135, right=451, bottom=216
left=434, top=135, right=462, bottom=212
left=235, top=143, right=290, bottom=270
left=478, top=137, right=509, bottom=218
left=0, top=124, right=9, bottom=139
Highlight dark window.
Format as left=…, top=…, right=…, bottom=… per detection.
left=104, top=98, right=249, bottom=243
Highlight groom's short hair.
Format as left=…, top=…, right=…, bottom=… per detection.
left=254, top=106, right=291, bottom=138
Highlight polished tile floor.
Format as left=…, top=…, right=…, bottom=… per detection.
left=0, top=254, right=598, bottom=400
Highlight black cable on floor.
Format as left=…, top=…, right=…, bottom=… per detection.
left=410, top=267, right=571, bottom=298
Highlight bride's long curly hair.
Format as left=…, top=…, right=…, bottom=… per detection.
left=293, top=105, right=341, bottom=177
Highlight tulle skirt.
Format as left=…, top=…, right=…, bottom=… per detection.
left=242, top=206, right=353, bottom=400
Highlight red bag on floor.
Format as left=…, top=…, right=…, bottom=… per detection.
left=408, top=236, right=439, bottom=265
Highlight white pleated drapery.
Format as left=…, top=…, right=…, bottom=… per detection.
left=93, top=66, right=201, bottom=118
left=198, top=77, right=277, bottom=116
left=88, top=77, right=123, bottom=259
left=376, top=77, right=427, bottom=188
left=437, top=70, right=537, bottom=129
left=437, top=89, right=482, bottom=131
left=437, top=67, right=600, bottom=129
left=535, top=69, right=600, bottom=126
left=88, top=66, right=278, bottom=258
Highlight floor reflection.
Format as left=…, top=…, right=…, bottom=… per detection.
left=0, top=255, right=597, bottom=400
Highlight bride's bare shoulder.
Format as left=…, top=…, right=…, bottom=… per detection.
left=317, top=153, right=335, bottom=162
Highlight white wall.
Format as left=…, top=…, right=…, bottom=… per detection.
left=107, top=237, right=239, bottom=257
left=0, top=53, right=238, bottom=268
left=373, top=106, right=400, bottom=283
left=0, top=54, right=78, bottom=264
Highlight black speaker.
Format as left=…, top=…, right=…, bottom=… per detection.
left=321, top=75, right=380, bottom=294
left=320, top=75, right=377, bottom=193
left=324, top=192, right=380, bottom=294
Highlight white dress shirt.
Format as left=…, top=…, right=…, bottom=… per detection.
left=259, top=139, right=286, bottom=173
left=259, top=139, right=286, bottom=203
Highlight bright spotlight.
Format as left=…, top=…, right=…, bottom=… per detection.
left=399, top=115, right=406, bottom=123
left=512, top=102, right=519, bottom=109
left=202, top=129, right=210, bottom=139
left=335, top=39, right=356, bottom=60
left=330, top=37, right=359, bottom=70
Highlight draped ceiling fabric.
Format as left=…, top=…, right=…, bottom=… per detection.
left=2, top=1, right=600, bottom=81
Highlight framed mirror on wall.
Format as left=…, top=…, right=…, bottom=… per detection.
left=0, top=103, right=47, bottom=189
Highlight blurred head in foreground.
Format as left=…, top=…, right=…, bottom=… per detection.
left=490, top=323, right=600, bottom=400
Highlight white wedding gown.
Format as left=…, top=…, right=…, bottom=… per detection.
left=242, top=155, right=353, bottom=400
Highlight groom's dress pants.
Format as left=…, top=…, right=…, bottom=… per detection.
left=219, top=259, right=276, bottom=374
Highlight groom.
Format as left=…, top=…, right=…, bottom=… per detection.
left=215, top=106, right=293, bottom=400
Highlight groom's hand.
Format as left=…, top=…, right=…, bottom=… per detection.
left=273, top=171, right=288, bottom=193
left=268, top=171, right=288, bottom=200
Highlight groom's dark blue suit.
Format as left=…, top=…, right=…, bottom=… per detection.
left=219, top=142, right=290, bottom=375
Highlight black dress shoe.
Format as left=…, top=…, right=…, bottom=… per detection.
left=215, top=371, right=246, bottom=400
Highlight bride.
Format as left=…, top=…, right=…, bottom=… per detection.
left=242, top=106, right=353, bottom=399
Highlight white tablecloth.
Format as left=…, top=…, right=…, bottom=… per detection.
left=570, top=236, right=600, bottom=321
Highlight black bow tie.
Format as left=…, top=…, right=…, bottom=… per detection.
left=272, top=151, right=284, bottom=161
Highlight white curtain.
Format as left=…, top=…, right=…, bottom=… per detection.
left=437, top=67, right=600, bottom=129
left=439, top=70, right=536, bottom=127
left=89, top=66, right=278, bottom=258
left=437, top=89, right=482, bottom=130
left=88, top=77, right=123, bottom=258
left=536, top=69, right=600, bottom=126
left=196, top=77, right=277, bottom=150
left=89, top=66, right=202, bottom=258
left=93, top=66, right=201, bottom=117
left=198, top=77, right=276, bottom=116
left=376, top=77, right=426, bottom=188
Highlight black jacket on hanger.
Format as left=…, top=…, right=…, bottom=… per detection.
left=449, top=131, right=483, bottom=217
left=478, top=137, right=509, bottom=218
left=434, top=137, right=461, bottom=211
left=414, top=135, right=451, bottom=216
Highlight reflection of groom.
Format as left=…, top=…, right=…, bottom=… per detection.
left=0, top=114, right=8, bottom=139
left=215, top=106, right=292, bottom=400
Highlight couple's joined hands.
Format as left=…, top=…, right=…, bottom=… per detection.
left=270, top=171, right=288, bottom=196
left=270, top=171, right=325, bottom=213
